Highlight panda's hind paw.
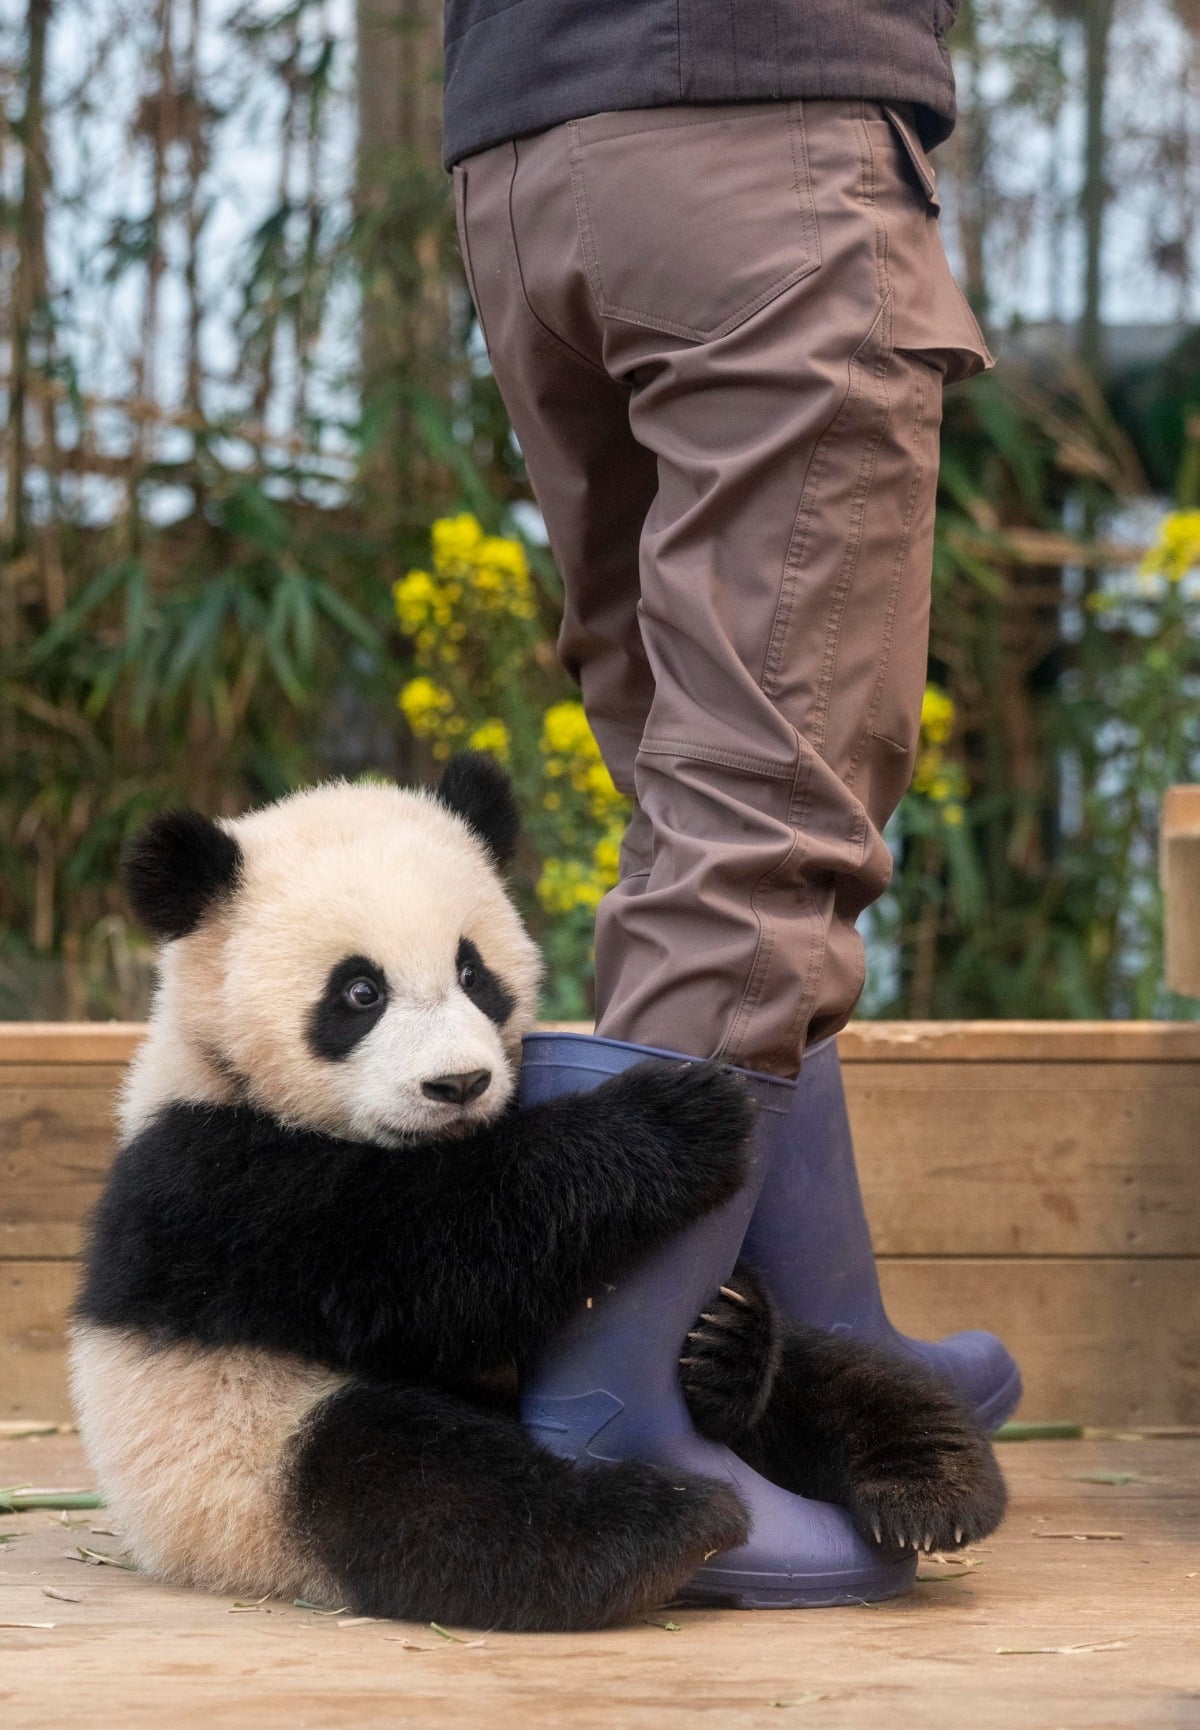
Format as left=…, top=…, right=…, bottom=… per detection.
left=847, top=1422, right=1008, bottom=1555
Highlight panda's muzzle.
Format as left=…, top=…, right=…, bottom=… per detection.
left=421, top=1068, right=492, bottom=1107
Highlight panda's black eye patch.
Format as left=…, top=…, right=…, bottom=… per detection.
left=308, top=955, right=388, bottom=1062
left=456, top=937, right=514, bottom=1026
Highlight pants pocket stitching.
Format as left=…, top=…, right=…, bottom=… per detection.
left=637, top=738, right=795, bottom=781
left=510, top=137, right=611, bottom=381
left=569, top=104, right=821, bottom=344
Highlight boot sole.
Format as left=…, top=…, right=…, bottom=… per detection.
left=675, top=1553, right=918, bottom=1610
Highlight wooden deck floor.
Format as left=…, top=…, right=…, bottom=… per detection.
left=1, top=1431, right=1197, bottom=1729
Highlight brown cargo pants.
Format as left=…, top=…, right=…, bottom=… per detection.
left=454, top=100, right=991, bottom=1077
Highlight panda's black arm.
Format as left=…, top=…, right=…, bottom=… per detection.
left=76, top=1061, right=753, bottom=1378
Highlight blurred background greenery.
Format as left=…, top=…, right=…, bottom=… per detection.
left=1, top=0, right=1198, bottom=1022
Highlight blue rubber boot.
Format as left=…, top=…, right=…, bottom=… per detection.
left=741, top=1035, right=1022, bottom=1434
left=519, top=1031, right=917, bottom=1609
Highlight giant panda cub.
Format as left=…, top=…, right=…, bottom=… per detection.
left=72, top=754, right=1004, bottom=1632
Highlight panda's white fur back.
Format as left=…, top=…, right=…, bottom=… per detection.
left=74, top=774, right=542, bottom=1601
left=70, top=1325, right=343, bottom=1601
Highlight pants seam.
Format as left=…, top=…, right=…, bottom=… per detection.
left=508, top=139, right=611, bottom=381
left=770, top=109, right=892, bottom=1060
left=725, top=111, right=888, bottom=1067
left=849, top=359, right=930, bottom=788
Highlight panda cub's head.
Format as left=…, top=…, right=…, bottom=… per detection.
left=122, top=754, right=542, bottom=1148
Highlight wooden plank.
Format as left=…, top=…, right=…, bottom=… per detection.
left=5, top=1056, right=1196, bottom=1261
left=0, top=1263, right=76, bottom=1422
left=1162, top=786, right=1200, bottom=998
left=0, top=1074, right=122, bottom=1258
left=0, top=1024, right=145, bottom=1065
left=1, top=1433, right=1198, bottom=1729
left=6, top=1257, right=1198, bottom=1428
left=848, top=1061, right=1200, bottom=1256
left=879, top=1257, right=1200, bottom=1428
left=4, top=1020, right=1200, bottom=1066
left=837, top=1021, right=1200, bottom=1062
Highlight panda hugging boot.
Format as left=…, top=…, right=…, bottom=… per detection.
left=520, top=1034, right=1008, bottom=1608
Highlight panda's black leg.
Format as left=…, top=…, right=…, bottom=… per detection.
left=285, top=1380, right=748, bottom=1632
left=684, top=1310, right=1007, bottom=1554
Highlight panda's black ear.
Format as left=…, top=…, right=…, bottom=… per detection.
left=436, top=752, right=520, bottom=868
left=123, top=810, right=243, bottom=940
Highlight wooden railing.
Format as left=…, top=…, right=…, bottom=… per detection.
left=3, top=1021, right=1199, bottom=1426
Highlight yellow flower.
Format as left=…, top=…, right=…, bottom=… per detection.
left=478, top=535, right=529, bottom=583
left=593, top=831, right=622, bottom=881
left=920, top=683, right=956, bottom=747
left=392, top=567, right=439, bottom=636
left=397, top=676, right=456, bottom=739
left=467, top=719, right=511, bottom=762
left=911, top=747, right=943, bottom=795
left=911, top=744, right=968, bottom=805
left=432, top=513, right=484, bottom=571
left=1140, top=510, right=1200, bottom=585
left=536, top=857, right=607, bottom=915
left=541, top=701, right=600, bottom=760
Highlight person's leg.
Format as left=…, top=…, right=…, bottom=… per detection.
left=453, top=143, right=655, bottom=807
left=573, top=102, right=989, bottom=1075
left=456, top=103, right=1019, bottom=1438
left=454, top=117, right=926, bottom=1608
left=460, top=105, right=988, bottom=1070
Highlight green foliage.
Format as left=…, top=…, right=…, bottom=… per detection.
left=0, top=471, right=391, bottom=1019
left=393, top=514, right=628, bottom=1019
left=5, top=0, right=1198, bottom=1026
left=869, top=372, right=1200, bottom=1021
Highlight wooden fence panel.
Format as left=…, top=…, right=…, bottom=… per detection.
left=2, top=1023, right=1198, bottom=1424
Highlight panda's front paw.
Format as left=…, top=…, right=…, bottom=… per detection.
left=599, top=1060, right=755, bottom=1207
left=679, top=1264, right=781, bottom=1442
left=847, top=1414, right=1008, bottom=1554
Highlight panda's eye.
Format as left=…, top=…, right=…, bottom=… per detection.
left=458, top=961, right=478, bottom=992
left=343, top=977, right=381, bottom=1011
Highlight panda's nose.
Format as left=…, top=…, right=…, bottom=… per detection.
left=422, top=1068, right=492, bottom=1106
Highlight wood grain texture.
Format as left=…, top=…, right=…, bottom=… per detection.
left=0, top=1025, right=145, bottom=1064
left=1161, top=787, right=1200, bottom=996
left=837, top=1021, right=1200, bottom=1061
left=5, top=1020, right=1200, bottom=1065
left=879, top=1257, right=1200, bottom=1427
left=5, top=1056, right=1197, bottom=1261
left=0, top=1071, right=123, bottom=1257
left=1, top=1433, right=1197, bottom=1729
left=846, top=1061, right=1200, bottom=1256
left=0, top=1262, right=77, bottom=1421
left=4, top=1022, right=1199, bottom=1427
left=6, top=1256, right=1198, bottom=1427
